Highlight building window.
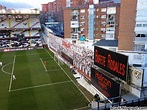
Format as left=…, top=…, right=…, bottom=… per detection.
left=80, top=16, right=85, bottom=19
left=71, top=32, right=78, bottom=39
left=96, top=34, right=99, bottom=36
left=71, top=14, right=78, bottom=21
left=101, top=8, right=106, bottom=12
left=80, top=22, right=85, bottom=26
left=106, top=28, right=115, bottom=32
left=71, top=23, right=78, bottom=25
left=101, top=15, right=106, bottom=19
left=80, top=28, right=85, bottom=33
left=101, top=34, right=105, bottom=39
left=80, top=9, right=85, bottom=13
left=81, top=28, right=85, bottom=31
left=101, top=28, right=105, bottom=33
left=101, top=21, right=106, bottom=26
left=107, top=14, right=115, bottom=20
left=143, top=24, right=147, bottom=27
left=81, top=34, right=85, bottom=37
left=136, top=34, right=146, bottom=37
left=136, top=24, right=142, bottom=27
left=106, top=21, right=115, bottom=27
left=134, top=44, right=145, bottom=51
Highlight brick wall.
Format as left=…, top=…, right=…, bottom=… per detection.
left=118, top=0, right=137, bottom=50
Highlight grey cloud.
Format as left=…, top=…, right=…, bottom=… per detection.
left=0, top=1, right=32, bottom=9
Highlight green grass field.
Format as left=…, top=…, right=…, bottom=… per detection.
left=0, top=48, right=90, bottom=110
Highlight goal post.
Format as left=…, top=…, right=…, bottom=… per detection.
left=54, top=53, right=64, bottom=65
left=54, top=53, right=58, bottom=62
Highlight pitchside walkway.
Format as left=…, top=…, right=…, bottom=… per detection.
left=73, top=69, right=109, bottom=109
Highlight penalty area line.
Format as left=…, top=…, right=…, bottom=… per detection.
left=45, top=49, right=91, bottom=102
left=8, top=55, right=16, bottom=92
left=40, top=58, right=47, bottom=71
left=10, top=80, right=71, bottom=92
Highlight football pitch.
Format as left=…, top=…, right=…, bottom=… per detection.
left=0, top=48, right=90, bottom=110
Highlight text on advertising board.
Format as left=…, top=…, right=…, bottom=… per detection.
left=94, top=46, right=128, bottom=81
left=91, top=67, right=120, bottom=99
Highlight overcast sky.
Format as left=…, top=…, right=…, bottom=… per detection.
left=0, top=0, right=120, bottom=10
left=0, top=0, right=55, bottom=9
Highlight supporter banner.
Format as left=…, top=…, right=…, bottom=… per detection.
left=61, top=52, right=73, bottom=65
left=91, top=67, right=120, bottom=99
left=62, top=40, right=70, bottom=49
left=94, top=46, right=128, bottom=81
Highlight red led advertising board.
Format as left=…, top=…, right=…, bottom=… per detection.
left=94, top=46, right=128, bottom=81
left=91, top=67, right=120, bottom=99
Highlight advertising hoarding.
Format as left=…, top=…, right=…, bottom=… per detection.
left=61, top=52, right=73, bottom=65
left=91, top=67, right=120, bottom=99
left=94, top=46, right=128, bottom=81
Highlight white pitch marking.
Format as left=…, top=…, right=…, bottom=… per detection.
left=40, top=58, right=47, bottom=71
left=1, top=62, right=13, bottom=75
left=8, top=55, right=16, bottom=92
left=45, top=49, right=90, bottom=102
left=10, top=80, right=71, bottom=92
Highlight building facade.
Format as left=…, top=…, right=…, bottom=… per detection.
left=63, top=3, right=120, bottom=43
left=0, top=5, right=6, bottom=10
left=41, top=0, right=66, bottom=22
left=118, top=0, right=147, bottom=51
left=64, top=0, right=147, bottom=52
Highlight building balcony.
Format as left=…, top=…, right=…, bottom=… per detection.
left=71, top=36, right=78, bottom=40
left=71, top=11, right=79, bottom=16
left=136, top=17, right=147, bottom=22
left=71, top=18, right=79, bottom=21
left=71, top=33, right=79, bottom=40
left=106, top=30, right=115, bottom=34
left=135, top=27, right=147, bottom=32
left=71, top=31, right=79, bottom=34
left=105, top=34, right=114, bottom=40
left=70, top=21, right=79, bottom=28
left=134, top=37, right=147, bottom=42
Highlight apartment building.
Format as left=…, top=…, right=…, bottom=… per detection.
left=63, top=2, right=120, bottom=43
left=118, top=0, right=147, bottom=51
left=41, top=4, right=49, bottom=13
left=0, top=5, right=6, bottom=10
left=95, top=3, right=120, bottom=40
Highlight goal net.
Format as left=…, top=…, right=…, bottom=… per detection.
left=54, top=53, right=64, bottom=66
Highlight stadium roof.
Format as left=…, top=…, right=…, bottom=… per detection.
left=93, top=39, right=118, bottom=47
